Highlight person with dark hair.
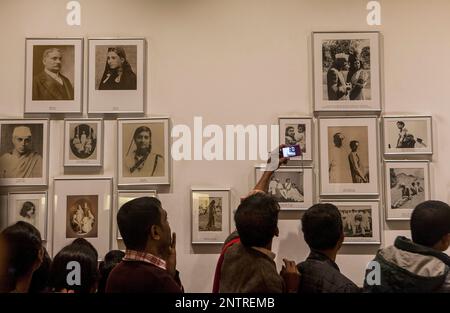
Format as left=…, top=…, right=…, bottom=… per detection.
left=206, top=200, right=216, bottom=230
left=215, top=146, right=300, bottom=293
left=124, top=126, right=164, bottom=177
left=0, top=221, right=44, bottom=293
left=49, top=238, right=99, bottom=293
left=298, top=204, right=360, bottom=293
left=97, top=250, right=125, bottom=293
left=364, top=200, right=450, bottom=292
left=346, top=54, right=367, bottom=100
left=327, top=53, right=351, bottom=100
left=29, top=247, right=51, bottom=293
left=106, top=197, right=182, bottom=293
left=98, top=47, right=137, bottom=90
left=329, top=132, right=351, bottom=183
left=348, top=140, right=368, bottom=183
left=285, top=126, right=297, bottom=145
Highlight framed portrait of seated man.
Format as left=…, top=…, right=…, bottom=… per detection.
left=117, top=118, right=170, bottom=186
left=25, top=38, right=83, bottom=113
left=0, top=119, right=48, bottom=186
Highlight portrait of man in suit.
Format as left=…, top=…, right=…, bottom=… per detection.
left=32, top=47, right=74, bottom=101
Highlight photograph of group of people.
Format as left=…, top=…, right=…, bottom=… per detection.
left=268, top=173, right=304, bottom=203
left=198, top=197, right=223, bottom=232
left=66, top=196, right=98, bottom=238
left=384, top=117, right=433, bottom=155
left=69, top=123, right=97, bottom=159
left=340, top=207, right=373, bottom=238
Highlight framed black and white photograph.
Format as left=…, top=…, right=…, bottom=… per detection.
left=191, top=188, right=231, bottom=244
left=255, top=166, right=314, bottom=210
left=319, top=117, right=379, bottom=196
left=88, top=38, right=146, bottom=114
left=25, top=38, right=83, bottom=113
left=8, top=192, right=48, bottom=240
left=0, top=119, right=49, bottom=186
left=115, top=190, right=157, bottom=240
left=118, top=118, right=170, bottom=186
left=385, top=161, right=430, bottom=220
left=326, top=200, right=381, bottom=244
left=278, top=117, right=313, bottom=161
left=53, top=177, right=112, bottom=258
left=64, top=119, right=103, bottom=167
left=313, top=32, right=381, bottom=112
left=383, top=116, right=433, bottom=156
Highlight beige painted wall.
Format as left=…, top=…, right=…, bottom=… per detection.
left=1, top=0, right=450, bottom=292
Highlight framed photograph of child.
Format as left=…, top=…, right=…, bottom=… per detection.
left=53, top=177, right=112, bottom=258
left=25, top=38, right=83, bottom=113
left=64, top=119, right=103, bottom=167
left=278, top=117, right=313, bottom=161
left=312, top=32, right=381, bottom=112
left=383, top=116, right=433, bottom=156
left=255, top=166, right=314, bottom=210
left=385, top=161, right=430, bottom=220
left=88, top=38, right=146, bottom=114
left=191, top=188, right=231, bottom=244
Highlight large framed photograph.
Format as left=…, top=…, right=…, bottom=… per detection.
left=88, top=38, right=146, bottom=114
left=8, top=192, right=48, bottom=240
left=313, top=32, right=381, bottom=112
left=115, top=190, right=157, bottom=240
left=255, top=166, right=314, bottom=210
left=0, top=119, right=49, bottom=186
left=191, top=188, right=231, bottom=244
left=53, top=177, right=112, bottom=258
left=383, top=116, right=432, bottom=156
left=278, top=117, right=313, bottom=161
left=64, top=119, right=103, bottom=167
left=25, top=38, right=83, bottom=113
left=319, top=117, right=379, bottom=196
left=385, top=161, right=430, bottom=220
left=118, top=118, right=170, bottom=186
left=325, top=200, right=381, bottom=244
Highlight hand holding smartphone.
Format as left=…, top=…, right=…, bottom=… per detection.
left=279, top=145, right=302, bottom=158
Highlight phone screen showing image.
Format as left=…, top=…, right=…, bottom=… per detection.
left=281, top=145, right=301, bottom=158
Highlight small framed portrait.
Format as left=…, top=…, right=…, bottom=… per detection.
left=53, top=177, right=112, bottom=258
left=118, top=118, right=170, bottom=186
left=7, top=192, right=48, bottom=240
left=319, top=117, right=379, bottom=196
left=255, top=166, right=314, bottom=210
left=278, top=117, right=313, bottom=161
left=0, top=119, right=49, bottom=186
left=385, top=161, right=430, bottom=220
left=25, top=38, right=83, bottom=113
left=115, top=190, right=157, bottom=240
left=325, top=200, right=381, bottom=244
left=88, top=38, right=146, bottom=114
left=383, top=116, right=433, bottom=156
left=191, top=188, right=231, bottom=244
left=64, top=119, right=103, bottom=167
left=312, top=32, right=381, bottom=112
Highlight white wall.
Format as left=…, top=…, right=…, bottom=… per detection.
left=1, top=0, right=450, bottom=292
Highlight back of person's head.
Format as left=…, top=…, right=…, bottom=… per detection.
left=71, top=238, right=99, bottom=261
left=235, top=193, right=279, bottom=248
left=0, top=221, right=43, bottom=292
left=29, top=247, right=51, bottom=293
left=117, top=197, right=162, bottom=251
left=49, top=241, right=99, bottom=293
left=302, top=203, right=344, bottom=251
left=411, top=200, right=450, bottom=248
left=97, top=250, right=125, bottom=293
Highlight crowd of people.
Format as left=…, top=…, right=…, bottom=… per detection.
left=0, top=146, right=449, bottom=293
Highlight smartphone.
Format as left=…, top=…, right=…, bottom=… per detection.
left=279, top=145, right=302, bottom=158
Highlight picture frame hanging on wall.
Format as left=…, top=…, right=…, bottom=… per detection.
left=312, top=32, right=381, bottom=112
left=255, top=165, right=314, bottom=210
left=88, top=38, right=146, bottom=114
left=383, top=116, right=433, bottom=156
left=8, top=191, right=48, bottom=240
left=324, top=200, right=381, bottom=245
left=384, top=161, right=430, bottom=220
left=24, top=38, right=83, bottom=114
left=318, top=116, right=379, bottom=196
left=64, top=118, right=104, bottom=167
left=117, top=117, right=170, bottom=186
left=278, top=117, right=313, bottom=161
left=0, top=119, right=49, bottom=186
left=53, top=177, right=112, bottom=258
left=191, top=188, right=231, bottom=244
